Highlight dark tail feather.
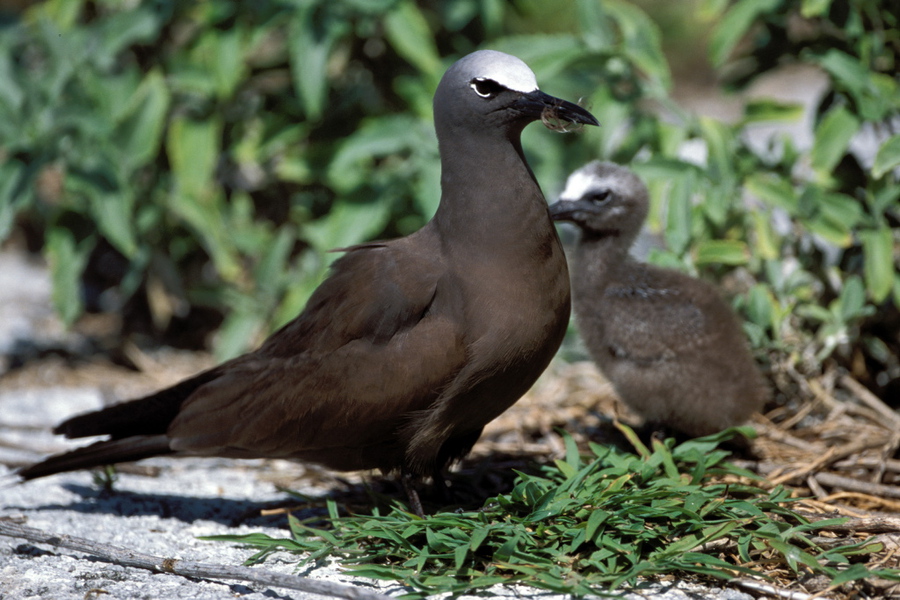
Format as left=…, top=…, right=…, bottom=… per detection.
left=17, top=435, right=173, bottom=481
left=55, top=368, right=221, bottom=440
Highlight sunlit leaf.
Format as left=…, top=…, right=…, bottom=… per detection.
left=605, top=0, right=671, bottom=92
left=811, top=105, right=860, bottom=175
left=304, top=199, right=391, bottom=251
left=167, top=116, right=221, bottom=199
left=695, top=239, right=749, bottom=266
left=861, top=227, right=896, bottom=303
left=742, top=99, right=804, bottom=124
left=115, top=69, right=171, bottom=168
left=708, top=0, right=780, bottom=67
left=801, top=0, right=833, bottom=17
left=384, top=0, right=442, bottom=77
left=873, top=134, right=900, bottom=179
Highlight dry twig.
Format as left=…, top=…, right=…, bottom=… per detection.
left=0, top=520, right=392, bottom=600
left=840, top=375, right=900, bottom=430
left=732, top=578, right=815, bottom=600
left=792, top=510, right=900, bottom=533
left=814, top=472, right=900, bottom=499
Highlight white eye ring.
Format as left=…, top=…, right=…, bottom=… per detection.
left=470, top=77, right=503, bottom=98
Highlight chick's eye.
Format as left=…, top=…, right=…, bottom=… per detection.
left=587, top=190, right=611, bottom=204
left=470, top=78, right=505, bottom=98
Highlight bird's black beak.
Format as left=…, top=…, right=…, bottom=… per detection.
left=513, top=90, right=600, bottom=127
left=548, top=199, right=597, bottom=221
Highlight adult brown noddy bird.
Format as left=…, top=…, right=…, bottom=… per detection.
left=19, top=50, right=599, bottom=513
left=549, top=162, right=766, bottom=438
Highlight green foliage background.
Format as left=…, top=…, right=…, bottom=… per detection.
left=0, top=0, right=897, bottom=396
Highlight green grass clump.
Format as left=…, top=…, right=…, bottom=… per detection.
left=207, top=428, right=895, bottom=597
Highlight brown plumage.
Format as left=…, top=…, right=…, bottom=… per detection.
left=19, top=51, right=599, bottom=510
left=550, top=162, right=766, bottom=437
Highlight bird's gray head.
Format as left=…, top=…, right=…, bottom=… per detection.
left=549, top=161, right=649, bottom=242
left=434, top=50, right=599, bottom=138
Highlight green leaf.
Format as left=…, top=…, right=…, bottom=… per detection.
left=304, top=199, right=391, bottom=251
left=211, top=28, right=247, bottom=99
left=750, top=210, right=779, bottom=260
left=699, top=117, right=735, bottom=183
left=577, top=0, right=613, bottom=51
left=838, top=276, right=869, bottom=322
left=584, top=509, right=609, bottom=542
left=326, top=115, right=425, bottom=194
left=708, top=0, right=780, bottom=67
left=604, top=0, right=671, bottom=92
left=768, top=539, right=824, bottom=573
left=33, top=0, right=83, bottom=29
left=741, top=99, right=804, bottom=124
left=95, top=6, right=162, bottom=69
left=453, top=543, right=469, bottom=570
left=804, top=190, right=865, bottom=247
left=0, top=160, right=28, bottom=242
left=288, top=5, right=348, bottom=120
left=115, top=69, right=171, bottom=168
left=811, top=105, right=860, bottom=175
left=815, top=50, right=896, bottom=121
left=254, top=226, right=295, bottom=297
left=469, top=527, right=489, bottom=552
left=0, top=51, right=24, bottom=112
left=830, top=563, right=879, bottom=586
left=745, top=173, right=797, bottom=212
left=616, top=422, right=650, bottom=458
left=384, top=1, right=442, bottom=77
left=664, top=172, right=693, bottom=255
left=695, top=240, right=750, bottom=265
left=167, top=116, right=221, bottom=199
left=744, top=284, right=776, bottom=332
left=167, top=189, right=241, bottom=283
left=861, top=228, right=895, bottom=303
left=873, top=134, right=900, bottom=179
left=92, top=190, right=138, bottom=258
left=816, top=50, right=869, bottom=97
left=46, top=227, right=91, bottom=326
left=801, top=0, right=833, bottom=17
left=493, top=533, right=521, bottom=562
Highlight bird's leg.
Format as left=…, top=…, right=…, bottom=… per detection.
left=401, top=470, right=425, bottom=517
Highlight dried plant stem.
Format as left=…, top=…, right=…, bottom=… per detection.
left=0, top=520, right=392, bottom=600
left=815, top=472, right=900, bottom=499
left=732, top=578, right=814, bottom=600
left=840, top=375, right=900, bottom=429
left=791, top=511, right=900, bottom=533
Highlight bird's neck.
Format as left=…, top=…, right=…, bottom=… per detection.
left=572, top=234, right=631, bottom=298
left=432, top=133, right=546, bottom=248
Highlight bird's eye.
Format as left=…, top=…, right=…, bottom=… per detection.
left=470, top=78, right=505, bottom=98
left=587, top=190, right=611, bottom=204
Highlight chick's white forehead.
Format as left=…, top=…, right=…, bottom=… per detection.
left=560, top=163, right=611, bottom=201
left=462, top=50, right=538, bottom=93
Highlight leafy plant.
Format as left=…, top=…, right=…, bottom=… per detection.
left=0, top=0, right=669, bottom=359
left=615, top=0, right=900, bottom=396
left=206, top=428, right=897, bottom=598
left=1, top=0, right=897, bottom=388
